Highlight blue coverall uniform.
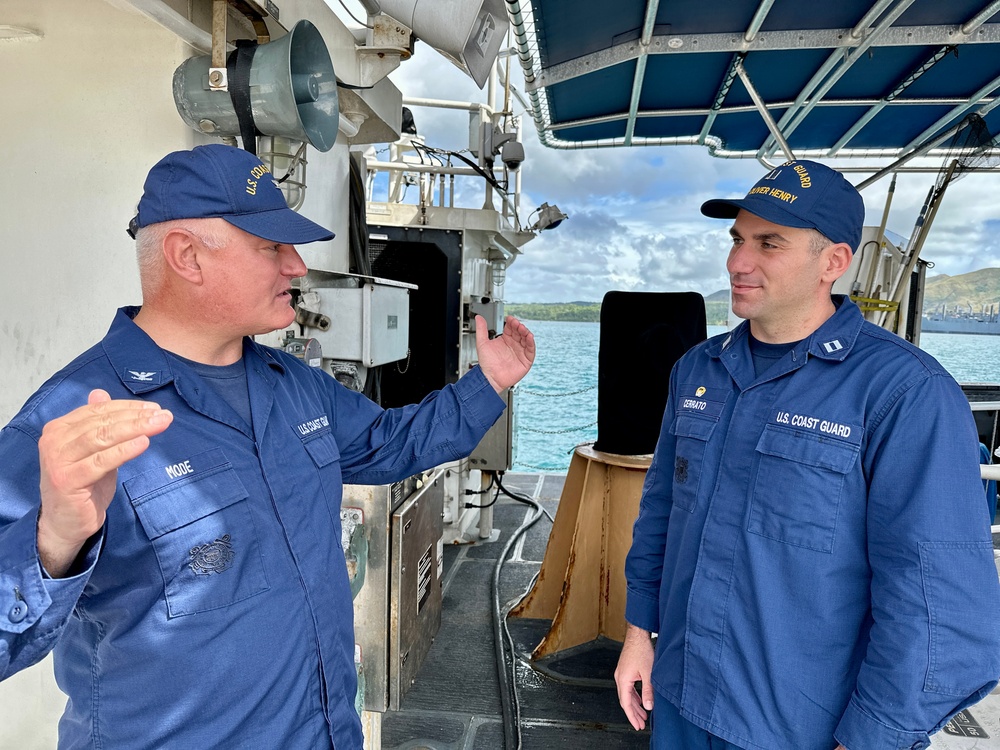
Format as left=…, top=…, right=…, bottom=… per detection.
left=625, top=296, right=1000, bottom=750
left=0, top=307, right=505, bottom=749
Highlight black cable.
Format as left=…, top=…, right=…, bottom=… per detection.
left=363, top=365, right=382, bottom=405
left=419, top=143, right=508, bottom=194
left=851, top=239, right=880, bottom=290
left=467, top=473, right=497, bottom=493
left=489, top=471, right=558, bottom=748
left=496, top=472, right=554, bottom=523
left=465, top=481, right=501, bottom=510
left=274, top=142, right=306, bottom=185
left=347, top=155, right=372, bottom=277
left=491, top=494, right=543, bottom=749
left=464, top=472, right=498, bottom=509
left=496, top=474, right=627, bottom=691
left=410, top=139, right=429, bottom=166
left=337, top=79, right=375, bottom=91
left=411, top=140, right=443, bottom=167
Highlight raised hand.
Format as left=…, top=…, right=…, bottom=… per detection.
left=37, top=389, right=173, bottom=577
left=475, top=315, right=536, bottom=393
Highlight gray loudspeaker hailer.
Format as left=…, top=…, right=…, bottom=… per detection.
left=173, top=19, right=339, bottom=152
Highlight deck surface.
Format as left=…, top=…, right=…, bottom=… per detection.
left=382, top=472, right=649, bottom=749
left=380, top=474, right=1000, bottom=749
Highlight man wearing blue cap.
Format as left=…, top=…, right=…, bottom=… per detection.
left=0, top=144, right=535, bottom=748
left=615, top=160, right=1000, bottom=750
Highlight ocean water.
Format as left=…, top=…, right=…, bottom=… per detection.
left=512, top=322, right=1000, bottom=473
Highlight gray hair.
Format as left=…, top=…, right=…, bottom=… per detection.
left=135, top=219, right=228, bottom=291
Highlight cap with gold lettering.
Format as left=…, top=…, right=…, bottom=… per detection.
left=127, top=144, right=334, bottom=244
left=700, top=159, right=863, bottom=252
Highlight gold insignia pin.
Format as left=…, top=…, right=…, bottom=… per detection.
left=695, top=387, right=706, bottom=397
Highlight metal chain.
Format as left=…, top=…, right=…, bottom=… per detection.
left=520, top=420, right=597, bottom=435
left=395, top=348, right=411, bottom=374
left=517, top=385, right=596, bottom=397
left=513, top=461, right=571, bottom=472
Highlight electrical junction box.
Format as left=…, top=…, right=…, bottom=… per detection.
left=309, top=278, right=415, bottom=366
left=467, top=296, right=505, bottom=337
left=345, top=471, right=444, bottom=712
left=389, top=476, right=445, bottom=709
left=469, top=387, right=514, bottom=470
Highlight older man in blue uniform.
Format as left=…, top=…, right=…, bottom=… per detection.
left=0, top=144, right=534, bottom=748
left=615, top=160, right=1000, bottom=750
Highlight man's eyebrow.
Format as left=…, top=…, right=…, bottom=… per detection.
left=755, top=232, right=790, bottom=244
left=729, top=227, right=791, bottom=244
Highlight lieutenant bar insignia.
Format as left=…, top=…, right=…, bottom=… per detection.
left=821, top=340, right=844, bottom=354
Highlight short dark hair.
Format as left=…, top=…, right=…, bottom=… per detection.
left=808, top=228, right=834, bottom=256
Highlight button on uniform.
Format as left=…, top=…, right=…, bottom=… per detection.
left=8, top=601, right=27, bottom=624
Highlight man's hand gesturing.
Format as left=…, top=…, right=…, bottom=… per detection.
left=37, top=389, right=173, bottom=577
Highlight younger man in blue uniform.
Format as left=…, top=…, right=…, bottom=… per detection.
left=0, top=144, right=535, bottom=748
left=615, top=160, right=1000, bottom=750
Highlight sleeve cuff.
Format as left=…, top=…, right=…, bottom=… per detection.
left=835, top=697, right=930, bottom=750
left=0, top=509, right=101, bottom=634
left=625, top=586, right=660, bottom=634
left=0, top=509, right=53, bottom=634
left=455, top=366, right=506, bottom=429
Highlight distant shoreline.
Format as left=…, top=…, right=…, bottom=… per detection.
left=507, top=300, right=729, bottom=326
left=922, top=318, right=1000, bottom=335
left=506, top=266, right=1000, bottom=328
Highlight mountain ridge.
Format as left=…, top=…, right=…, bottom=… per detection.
left=507, top=268, right=1000, bottom=324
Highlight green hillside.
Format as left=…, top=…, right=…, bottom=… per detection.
left=923, top=268, right=1000, bottom=312
left=507, top=269, right=1000, bottom=325
left=505, top=302, right=601, bottom=322
left=507, top=297, right=730, bottom=326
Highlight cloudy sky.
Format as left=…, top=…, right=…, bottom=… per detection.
left=335, top=5, right=1000, bottom=304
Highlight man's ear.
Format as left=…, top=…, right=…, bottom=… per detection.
left=162, top=229, right=203, bottom=284
left=822, top=242, right=854, bottom=284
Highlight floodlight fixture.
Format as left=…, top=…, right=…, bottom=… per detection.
left=530, top=203, right=568, bottom=232
left=376, top=0, right=509, bottom=88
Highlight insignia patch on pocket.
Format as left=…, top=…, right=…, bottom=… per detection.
left=189, top=535, right=235, bottom=575
left=675, top=457, right=689, bottom=484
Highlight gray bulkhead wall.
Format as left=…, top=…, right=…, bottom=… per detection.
left=0, top=0, right=350, bottom=744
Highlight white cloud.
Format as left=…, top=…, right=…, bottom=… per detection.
left=330, top=3, right=1000, bottom=303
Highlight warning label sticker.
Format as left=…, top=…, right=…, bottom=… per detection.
left=417, top=544, right=433, bottom=612
left=943, top=710, right=989, bottom=738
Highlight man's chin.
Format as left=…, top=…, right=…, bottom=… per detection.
left=253, top=314, right=296, bottom=338
left=730, top=300, right=754, bottom=319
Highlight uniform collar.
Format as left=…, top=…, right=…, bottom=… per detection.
left=709, top=295, right=863, bottom=363
left=804, top=295, right=864, bottom=362
left=102, top=307, right=285, bottom=396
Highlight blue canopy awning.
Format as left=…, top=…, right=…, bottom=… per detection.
left=508, top=0, right=1000, bottom=162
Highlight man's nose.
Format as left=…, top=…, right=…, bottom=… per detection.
left=280, top=245, right=308, bottom=277
left=727, top=243, right=752, bottom=275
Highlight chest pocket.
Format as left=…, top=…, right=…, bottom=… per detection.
left=670, top=413, right=719, bottom=513
left=298, top=428, right=344, bottom=526
left=302, top=429, right=340, bottom=468
left=749, top=425, right=860, bottom=553
left=124, top=451, right=269, bottom=618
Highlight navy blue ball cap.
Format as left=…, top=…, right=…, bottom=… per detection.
left=129, top=144, right=335, bottom=244
left=701, top=160, right=863, bottom=252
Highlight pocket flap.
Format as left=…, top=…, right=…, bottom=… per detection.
left=124, top=450, right=248, bottom=539
left=756, top=425, right=859, bottom=474
left=302, top=432, right=341, bottom=468
left=672, top=413, right=717, bottom=442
